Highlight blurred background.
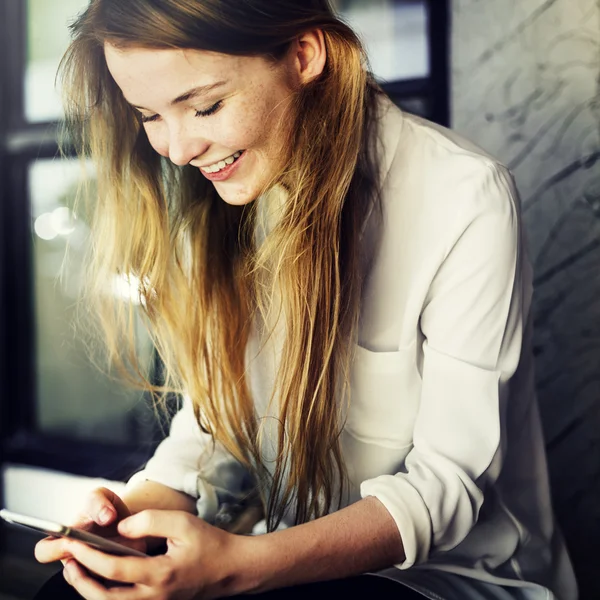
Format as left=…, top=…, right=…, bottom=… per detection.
left=0, top=0, right=598, bottom=598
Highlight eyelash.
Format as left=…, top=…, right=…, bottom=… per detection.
left=195, top=100, right=223, bottom=118
left=139, top=100, right=223, bottom=123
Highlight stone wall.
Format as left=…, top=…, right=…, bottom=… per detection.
left=451, top=1, right=600, bottom=596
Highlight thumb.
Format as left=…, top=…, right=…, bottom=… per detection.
left=118, top=509, right=195, bottom=541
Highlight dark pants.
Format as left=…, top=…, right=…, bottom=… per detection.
left=34, top=570, right=424, bottom=599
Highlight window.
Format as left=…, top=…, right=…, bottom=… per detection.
left=335, top=0, right=449, bottom=124
left=25, top=0, right=86, bottom=123
left=30, top=158, right=155, bottom=445
left=0, top=0, right=160, bottom=494
left=337, top=0, right=430, bottom=81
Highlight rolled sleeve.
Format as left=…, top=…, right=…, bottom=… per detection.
left=126, top=395, right=252, bottom=521
left=361, top=165, right=529, bottom=567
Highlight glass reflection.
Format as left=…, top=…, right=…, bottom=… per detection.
left=334, top=0, right=429, bottom=82
left=29, top=159, right=155, bottom=443
left=25, top=0, right=88, bottom=122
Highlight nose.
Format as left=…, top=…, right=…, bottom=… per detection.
left=167, top=122, right=209, bottom=167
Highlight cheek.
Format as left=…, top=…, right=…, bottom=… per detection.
left=217, top=104, right=265, bottom=149
left=219, top=122, right=262, bottom=151
left=225, top=96, right=290, bottom=153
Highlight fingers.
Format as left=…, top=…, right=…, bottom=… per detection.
left=35, top=487, right=131, bottom=566
left=97, top=487, right=133, bottom=521
left=65, top=541, right=157, bottom=587
left=118, top=509, right=196, bottom=542
left=34, top=536, right=72, bottom=564
left=63, top=559, right=144, bottom=600
left=78, top=487, right=133, bottom=531
left=81, top=488, right=123, bottom=527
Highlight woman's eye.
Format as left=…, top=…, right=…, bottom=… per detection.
left=140, top=113, right=160, bottom=123
left=136, top=100, right=223, bottom=123
left=195, top=100, right=223, bottom=118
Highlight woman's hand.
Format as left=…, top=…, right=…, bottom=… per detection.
left=60, top=510, right=253, bottom=600
left=34, top=487, right=147, bottom=565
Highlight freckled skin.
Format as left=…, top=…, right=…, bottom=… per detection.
left=105, top=45, right=297, bottom=205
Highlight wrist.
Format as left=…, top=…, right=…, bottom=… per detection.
left=221, top=533, right=275, bottom=596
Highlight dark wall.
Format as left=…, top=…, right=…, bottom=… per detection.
left=452, top=0, right=600, bottom=596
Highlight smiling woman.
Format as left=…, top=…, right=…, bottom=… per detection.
left=30, top=1, right=578, bottom=600
left=103, top=44, right=301, bottom=203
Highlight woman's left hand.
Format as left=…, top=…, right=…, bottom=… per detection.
left=61, top=509, right=251, bottom=600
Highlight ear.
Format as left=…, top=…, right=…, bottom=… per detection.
left=292, top=30, right=327, bottom=84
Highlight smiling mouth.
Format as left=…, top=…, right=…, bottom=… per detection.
left=200, top=150, right=245, bottom=174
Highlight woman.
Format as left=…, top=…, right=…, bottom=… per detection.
left=34, top=1, right=577, bottom=599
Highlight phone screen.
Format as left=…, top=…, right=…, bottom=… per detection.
left=0, top=509, right=146, bottom=557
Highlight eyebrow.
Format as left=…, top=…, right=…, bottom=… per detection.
left=131, top=80, right=229, bottom=111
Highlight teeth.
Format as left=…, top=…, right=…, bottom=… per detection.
left=201, top=151, right=243, bottom=174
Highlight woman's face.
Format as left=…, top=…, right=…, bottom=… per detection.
left=105, top=44, right=298, bottom=206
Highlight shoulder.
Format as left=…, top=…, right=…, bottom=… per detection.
left=376, top=96, right=519, bottom=225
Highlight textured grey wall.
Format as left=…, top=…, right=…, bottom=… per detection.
left=452, top=0, right=600, bottom=596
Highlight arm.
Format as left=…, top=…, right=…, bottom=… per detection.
left=61, top=497, right=401, bottom=597
left=122, top=480, right=197, bottom=515
left=361, top=163, right=529, bottom=566
left=237, top=496, right=403, bottom=593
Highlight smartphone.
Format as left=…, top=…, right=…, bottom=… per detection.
left=0, top=509, right=146, bottom=558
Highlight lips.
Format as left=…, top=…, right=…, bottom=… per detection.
left=198, top=150, right=246, bottom=182
left=200, top=150, right=244, bottom=174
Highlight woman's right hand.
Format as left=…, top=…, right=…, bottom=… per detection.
left=34, top=486, right=147, bottom=564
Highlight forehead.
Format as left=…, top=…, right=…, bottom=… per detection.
left=104, top=44, right=267, bottom=103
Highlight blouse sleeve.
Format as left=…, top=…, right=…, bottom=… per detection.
left=360, top=164, right=531, bottom=568
left=126, top=395, right=252, bottom=522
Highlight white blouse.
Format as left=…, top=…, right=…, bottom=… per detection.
left=127, top=98, right=578, bottom=600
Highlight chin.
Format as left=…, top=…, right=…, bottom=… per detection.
left=213, top=182, right=261, bottom=206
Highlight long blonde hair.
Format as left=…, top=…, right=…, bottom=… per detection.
left=60, top=0, right=382, bottom=528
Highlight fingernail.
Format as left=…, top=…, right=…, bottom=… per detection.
left=98, top=507, right=112, bottom=524
left=63, top=560, right=73, bottom=583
